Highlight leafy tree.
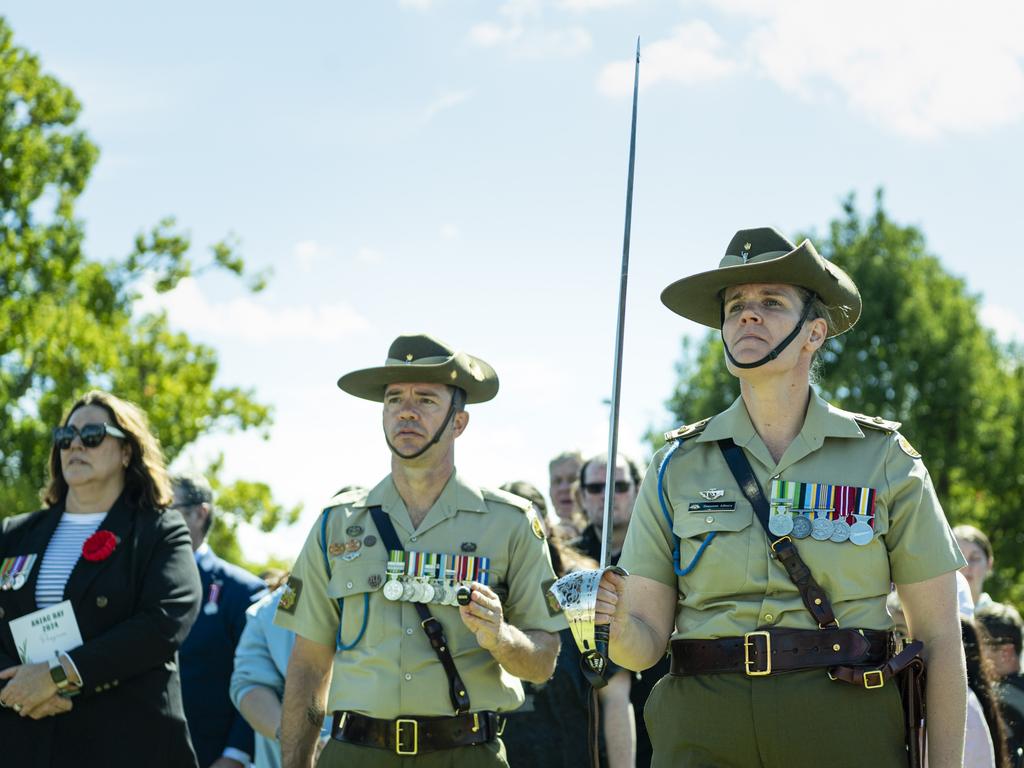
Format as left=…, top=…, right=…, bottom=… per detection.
left=660, top=192, right=1024, bottom=602
left=0, top=17, right=299, bottom=564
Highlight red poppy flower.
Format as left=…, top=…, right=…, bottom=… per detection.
left=82, top=530, right=117, bottom=562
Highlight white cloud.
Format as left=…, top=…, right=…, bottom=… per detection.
left=356, top=246, right=383, bottom=264
left=469, top=0, right=592, bottom=58
left=421, top=90, right=473, bottom=123
left=598, top=22, right=737, bottom=96
left=137, top=277, right=369, bottom=343
left=980, top=304, right=1024, bottom=345
left=698, top=0, right=1024, bottom=137
left=291, top=240, right=331, bottom=272
left=440, top=223, right=460, bottom=240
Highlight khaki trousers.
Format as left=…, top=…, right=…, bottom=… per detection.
left=317, top=737, right=508, bottom=767
left=645, top=668, right=907, bottom=768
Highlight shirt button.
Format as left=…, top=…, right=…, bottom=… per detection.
left=404, top=673, right=412, bottom=681
left=764, top=613, right=774, bottom=622
left=410, top=536, right=418, bottom=542
left=346, top=581, right=353, bottom=589
left=705, top=516, right=714, bottom=524
left=406, top=628, right=414, bottom=635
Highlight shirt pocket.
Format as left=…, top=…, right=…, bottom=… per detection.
left=325, top=558, right=387, bottom=647
left=671, top=505, right=754, bottom=598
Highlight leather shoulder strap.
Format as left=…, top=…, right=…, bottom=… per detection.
left=368, top=506, right=471, bottom=714
left=716, top=438, right=838, bottom=629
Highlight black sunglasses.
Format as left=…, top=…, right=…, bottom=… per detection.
left=53, top=423, right=127, bottom=450
left=582, top=480, right=633, bottom=495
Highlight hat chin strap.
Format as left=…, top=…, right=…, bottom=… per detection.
left=384, top=399, right=458, bottom=460
left=721, top=298, right=815, bottom=370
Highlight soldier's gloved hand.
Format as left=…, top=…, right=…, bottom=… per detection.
left=458, top=582, right=507, bottom=651
left=595, top=570, right=626, bottom=640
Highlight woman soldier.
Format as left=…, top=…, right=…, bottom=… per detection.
left=598, top=228, right=967, bottom=767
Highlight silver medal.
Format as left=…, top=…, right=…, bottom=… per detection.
left=768, top=513, right=794, bottom=537
left=810, top=517, right=834, bottom=540
left=383, top=578, right=404, bottom=601
left=829, top=519, right=852, bottom=543
left=791, top=516, right=812, bottom=539
left=420, top=582, right=435, bottom=603
left=849, top=520, right=874, bottom=546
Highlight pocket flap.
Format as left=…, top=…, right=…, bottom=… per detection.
left=325, top=559, right=387, bottom=599
left=672, top=506, right=753, bottom=539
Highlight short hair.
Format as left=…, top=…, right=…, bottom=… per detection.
left=171, top=473, right=214, bottom=536
left=579, top=452, right=643, bottom=490
left=499, top=481, right=548, bottom=515
left=548, top=451, right=582, bottom=471
left=450, top=386, right=467, bottom=413
left=976, top=602, right=1024, bottom=656
left=43, top=390, right=172, bottom=510
left=954, top=524, right=993, bottom=562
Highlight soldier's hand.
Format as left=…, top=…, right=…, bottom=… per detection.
left=594, top=570, right=625, bottom=633
left=458, top=582, right=507, bottom=651
left=24, top=692, right=72, bottom=719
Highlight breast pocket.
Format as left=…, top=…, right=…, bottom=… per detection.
left=798, top=504, right=892, bottom=601
left=671, top=506, right=754, bottom=598
left=326, top=559, right=387, bottom=646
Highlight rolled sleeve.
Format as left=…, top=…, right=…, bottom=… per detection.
left=619, top=445, right=678, bottom=588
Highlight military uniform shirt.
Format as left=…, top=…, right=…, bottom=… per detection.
left=275, top=471, right=565, bottom=719
left=619, top=390, right=967, bottom=641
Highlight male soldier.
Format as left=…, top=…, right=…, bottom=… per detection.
left=275, top=334, right=563, bottom=768
left=174, top=473, right=266, bottom=768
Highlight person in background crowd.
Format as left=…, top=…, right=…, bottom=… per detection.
left=231, top=576, right=332, bottom=768
left=499, top=480, right=636, bottom=768
left=549, top=450, right=586, bottom=539
left=963, top=618, right=1011, bottom=768
left=574, top=452, right=664, bottom=767
left=500, top=481, right=560, bottom=539
left=956, top=525, right=996, bottom=611
left=174, top=473, right=266, bottom=768
left=0, top=390, right=201, bottom=767
left=275, top=333, right=563, bottom=768
left=977, top=602, right=1024, bottom=767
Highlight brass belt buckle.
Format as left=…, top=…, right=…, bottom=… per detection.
left=743, top=631, right=772, bottom=676
left=862, top=669, right=885, bottom=689
left=395, top=718, right=419, bottom=755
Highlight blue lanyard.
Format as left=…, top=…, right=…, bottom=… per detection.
left=318, top=507, right=369, bottom=651
left=657, top=440, right=717, bottom=576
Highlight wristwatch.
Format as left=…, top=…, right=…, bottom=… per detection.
left=48, top=655, right=70, bottom=692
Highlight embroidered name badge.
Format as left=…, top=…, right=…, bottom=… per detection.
left=688, top=501, right=736, bottom=512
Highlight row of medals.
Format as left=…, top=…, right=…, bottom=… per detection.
left=0, top=572, right=27, bottom=591
left=767, top=501, right=875, bottom=545
left=382, top=572, right=475, bottom=606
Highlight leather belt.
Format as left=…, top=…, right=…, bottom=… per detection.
left=670, top=628, right=895, bottom=678
left=331, top=710, right=503, bottom=755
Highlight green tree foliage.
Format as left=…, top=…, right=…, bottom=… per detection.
left=661, top=192, right=1024, bottom=602
left=0, top=18, right=298, bottom=566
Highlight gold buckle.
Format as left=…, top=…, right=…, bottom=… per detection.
left=497, top=716, right=507, bottom=736
left=395, top=718, right=419, bottom=755
left=770, top=536, right=792, bottom=553
left=743, top=631, right=772, bottom=676
left=471, top=713, right=480, bottom=733
left=862, top=670, right=885, bottom=689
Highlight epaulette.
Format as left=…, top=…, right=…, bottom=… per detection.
left=326, top=486, right=369, bottom=509
left=851, top=413, right=902, bottom=433
left=480, top=487, right=533, bottom=513
left=664, top=416, right=713, bottom=443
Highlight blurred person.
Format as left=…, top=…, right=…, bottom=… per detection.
left=575, top=452, right=663, bottom=767
left=600, top=228, right=967, bottom=767
left=977, top=602, right=1024, bottom=766
left=275, top=334, right=562, bottom=768
left=175, top=473, right=266, bottom=768
left=499, top=480, right=561, bottom=540
left=230, top=579, right=331, bottom=768
left=956, top=525, right=995, bottom=610
left=500, top=484, right=636, bottom=768
left=549, top=450, right=586, bottom=538
left=0, top=390, right=202, bottom=767
left=962, top=618, right=1011, bottom=768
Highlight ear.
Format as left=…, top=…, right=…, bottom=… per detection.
left=452, top=410, right=469, bottom=438
left=805, top=317, right=827, bottom=350
left=121, top=444, right=132, bottom=468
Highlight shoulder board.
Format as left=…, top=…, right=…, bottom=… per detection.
left=851, top=413, right=902, bottom=433
left=480, top=487, right=533, bottom=512
left=664, top=416, right=713, bottom=443
left=326, top=487, right=368, bottom=509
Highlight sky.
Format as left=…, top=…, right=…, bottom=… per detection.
left=4, top=1, right=1023, bottom=564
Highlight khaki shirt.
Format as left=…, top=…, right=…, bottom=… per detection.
left=275, top=470, right=564, bottom=719
left=619, top=391, right=966, bottom=640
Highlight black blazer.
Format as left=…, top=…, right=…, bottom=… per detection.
left=0, top=492, right=202, bottom=768
left=180, top=547, right=264, bottom=766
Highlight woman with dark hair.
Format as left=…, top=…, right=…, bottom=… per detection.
left=964, top=618, right=1012, bottom=768
left=0, top=390, right=202, bottom=767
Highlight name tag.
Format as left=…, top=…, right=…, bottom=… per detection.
left=688, top=501, right=736, bottom=512
left=8, top=600, right=83, bottom=663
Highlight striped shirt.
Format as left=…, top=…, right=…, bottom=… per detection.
left=35, top=512, right=108, bottom=608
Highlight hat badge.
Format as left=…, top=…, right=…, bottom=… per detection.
left=405, top=354, right=414, bottom=363
left=741, top=242, right=752, bottom=263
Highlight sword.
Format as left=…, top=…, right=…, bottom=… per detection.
left=549, top=37, right=640, bottom=691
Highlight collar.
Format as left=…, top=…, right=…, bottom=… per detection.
left=355, top=470, right=488, bottom=535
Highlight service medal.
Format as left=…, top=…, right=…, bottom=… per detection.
left=768, top=513, right=794, bottom=537
left=849, top=520, right=874, bottom=546
left=810, top=517, right=834, bottom=540
left=829, top=520, right=851, bottom=543
left=401, top=581, right=418, bottom=602
left=420, top=582, right=436, bottom=603
left=383, top=578, right=404, bottom=601
left=791, top=516, right=812, bottom=539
